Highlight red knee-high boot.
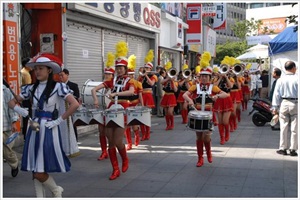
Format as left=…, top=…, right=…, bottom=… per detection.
left=170, top=115, right=174, bottom=130
left=218, top=124, right=225, bottom=145
left=145, top=126, right=150, bottom=140
left=134, top=129, right=140, bottom=146
left=108, top=148, right=120, bottom=180
left=98, top=135, right=108, bottom=160
left=165, top=115, right=170, bottom=130
left=236, top=109, right=241, bottom=122
left=125, top=128, right=132, bottom=150
left=204, top=140, right=213, bottom=163
left=182, top=109, right=188, bottom=124
left=229, top=115, right=234, bottom=132
left=224, top=124, right=230, bottom=142
left=196, top=140, right=204, bottom=167
left=140, top=125, right=146, bottom=140
left=118, top=146, right=129, bottom=173
left=233, top=114, right=238, bottom=130
left=213, top=112, right=218, bottom=126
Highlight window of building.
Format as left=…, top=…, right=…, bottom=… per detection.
left=266, top=3, right=280, bottom=7
left=250, top=3, right=264, bottom=9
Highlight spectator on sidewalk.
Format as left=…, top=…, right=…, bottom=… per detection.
left=272, top=61, right=298, bottom=156
left=269, top=68, right=281, bottom=102
left=260, top=70, right=269, bottom=99
left=3, top=84, right=20, bottom=178
left=156, top=66, right=165, bottom=117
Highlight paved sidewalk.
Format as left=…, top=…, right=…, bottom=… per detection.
left=2, top=108, right=298, bottom=198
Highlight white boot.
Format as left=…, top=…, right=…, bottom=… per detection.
left=33, top=179, right=46, bottom=198
left=42, top=175, right=64, bottom=198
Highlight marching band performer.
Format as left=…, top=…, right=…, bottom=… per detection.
left=212, top=65, right=233, bottom=144
left=8, top=54, right=80, bottom=197
left=138, top=50, right=157, bottom=140
left=160, top=61, right=178, bottom=130
left=241, top=64, right=252, bottom=111
left=97, top=52, right=115, bottom=160
left=177, top=63, right=193, bottom=124
left=183, top=52, right=228, bottom=167
left=125, top=54, right=144, bottom=150
left=92, top=41, right=135, bottom=180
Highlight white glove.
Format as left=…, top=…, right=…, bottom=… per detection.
left=45, top=116, right=64, bottom=129
left=13, top=105, right=29, bottom=118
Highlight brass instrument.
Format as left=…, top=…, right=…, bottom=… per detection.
left=182, top=69, right=192, bottom=79
left=232, top=63, right=245, bottom=76
left=139, top=68, right=153, bottom=76
left=167, top=67, right=178, bottom=79
left=219, top=64, right=230, bottom=74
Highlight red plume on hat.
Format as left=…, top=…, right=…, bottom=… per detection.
left=115, top=41, right=128, bottom=67
left=26, top=53, right=63, bottom=74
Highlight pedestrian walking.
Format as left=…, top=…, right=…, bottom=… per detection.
left=272, top=61, right=298, bottom=156
left=8, top=53, right=80, bottom=198
left=3, top=83, right=20, bottom=178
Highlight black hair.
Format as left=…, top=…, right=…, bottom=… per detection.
left=31, top=68, right=56, bottom=104
left=22, top=57, right=30, bottom=67
left=62, top=68, right=69, bottom=75
left=274, top=68, right=281, bottom=77
left=284, top=61, right=296, bottom=71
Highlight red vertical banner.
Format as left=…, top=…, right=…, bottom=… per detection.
left=186, top=3, right=202, bottom=45
left=3, top=3, right=19, bottom=95
left=3, top=3, right=21, bottom=131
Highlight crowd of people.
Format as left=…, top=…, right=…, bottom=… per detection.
left=3, top=41, right=298, bottom=197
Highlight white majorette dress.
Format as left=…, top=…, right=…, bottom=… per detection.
left=20, top=81, right=72, bottom=173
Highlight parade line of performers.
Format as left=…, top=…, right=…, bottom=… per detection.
left=9, top=41, right=253, bottom=197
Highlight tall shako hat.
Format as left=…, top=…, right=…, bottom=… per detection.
left=26, top=53, right=63, bottom=74
left=199, top=51, right=212, bottom=75
left=182, top=63, right=189, bottom=71
left=164, top=61, right=172, bottom=71
left=127, top=54, right=136, bottom=74
left=115, top=41, right=128, bottom=67
left=105, top=52, right=115, bottom=74
left=144, top=49, right=154, bottom=69
left=221, top=56, right=241, bottom=68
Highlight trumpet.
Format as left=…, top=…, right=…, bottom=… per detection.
left=167, top=67, right=178, bottom=79
left=182, top=69, right=192, bottom=79
left=232, top=63, right=245, bottom=76
left=139, top=69, right=153, bottom=76
left=219, top=64, right=230, bottom=74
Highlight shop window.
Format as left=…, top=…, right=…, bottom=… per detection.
left=250, top=3, right=264, bottom=9
left=266, top=3, right=280, bottom=7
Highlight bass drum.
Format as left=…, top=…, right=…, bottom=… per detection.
left=81, top=79, right=110, bottom=109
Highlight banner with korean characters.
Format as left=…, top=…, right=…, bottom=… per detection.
left=213, top=3, right=227, bottom=30
left=3, top=3, right=19, bottom=95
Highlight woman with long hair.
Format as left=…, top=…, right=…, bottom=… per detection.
left=9, top=54, right=79, bottom=197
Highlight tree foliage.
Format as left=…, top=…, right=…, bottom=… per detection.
left=214, top=41, right=248, bottom=65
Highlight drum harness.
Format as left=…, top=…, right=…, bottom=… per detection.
left=111, top=76, right=130, bottom=110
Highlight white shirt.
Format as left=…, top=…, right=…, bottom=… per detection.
left=272, top=71, right=298, bottom=109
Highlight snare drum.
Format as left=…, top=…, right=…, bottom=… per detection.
left=72, top=108, right=90, bottom=126
left=88, top=109, right=104, bottom=125
left=104, top=108, right=125, bottom=128
left=126, top=106, right=151, bottom=127
left=188, top=110, right=213, bottom=131
left=81, top=79, right=110, bottom=109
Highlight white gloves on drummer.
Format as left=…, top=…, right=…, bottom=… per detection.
left=13, top=105, right=29, bottom=117
left=45, top=116, right=64, bottom=129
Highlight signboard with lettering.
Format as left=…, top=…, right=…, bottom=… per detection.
left=186, top=3, right=202, bottom=45
left=258, top=17, right=286, bottom=35
left=213, top=3, right=227, bottom=30
left=203, top=25, right=216, bottom=57
left=3, top=3, right=19, bottom=95
left=69, top=3, right=161, bottom=33
left=202, top=5, right=216, bottom=17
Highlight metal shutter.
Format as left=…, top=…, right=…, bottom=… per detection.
left=66, top=20, right=103, bottom=91
left=103, top=29, right=126, bottom=59
left=127, top=35, right=150, bottom=76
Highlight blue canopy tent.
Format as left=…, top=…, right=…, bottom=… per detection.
left=268, top=25, right=298, bottom=75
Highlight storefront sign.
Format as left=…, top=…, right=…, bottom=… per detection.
left=203, top=26, right=216, bottom=57
left=3, top=3, right=19, bottom=95
left=202, top=5, right=216, bottom=17
left=186, top=3, right=202, bottom=45
left=70, top=3, right=161, bottom=33
left=213, top=3, right=227, bottom=30
left=258, top=17, right=286, bottom=34
left=161, top=3, right=183, bottom=19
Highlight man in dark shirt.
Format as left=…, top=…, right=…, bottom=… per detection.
left=269, top=68, right=281, bottom=102
left=260, top=70, right=269, bottom=99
